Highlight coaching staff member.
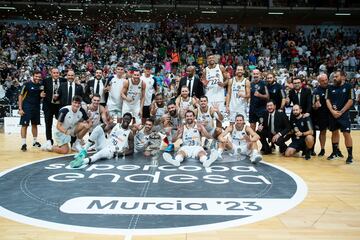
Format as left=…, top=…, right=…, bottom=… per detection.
left=41, top=67, right=66, bottom=149
left=58, top=70, right=84, bottom=107
left=326, top=70, right=354, bottom=164
left=18, top=71, right=45, bottom=151
left=257, top=100, right=291, bottom=154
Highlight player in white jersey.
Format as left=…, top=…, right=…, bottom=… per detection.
left=161, top=101, right=182, bottom=152
left=217, top=114, right=263, bottom=164
left=82, top=94, right=109, bottom=133
left=70, top=113, right=134, bottom=168
left=107, top=63, right=126, bottom=122
left=202, top=54, right=228, bottom=111
left=175, top=85, right=197, bottom=119
left=141, top=64, right=156, bottom=124
left=163, top=110, right=219, bottom=168
left=150, top=93, right=167, bottom=130
left=195, top=95, right=223, bottom=140
left=134, top=118, right=161, bottom=159
left=121, top=69, right=146, bottom=124
left=226, top=65, right=250, bottom=122
left=50, top=96, right=91, bottom=154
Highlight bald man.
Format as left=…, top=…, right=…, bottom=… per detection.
left=177, top=66, right=204, bottom=99
left=311, top=74, right=330, bottom=156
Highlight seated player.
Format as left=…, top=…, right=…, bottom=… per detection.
left=70, top=112, right=135, bottom=168
left=162, top=110, right=219, bottom=168
left=217, top=114, right=263, bottom=164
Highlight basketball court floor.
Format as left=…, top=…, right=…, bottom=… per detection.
left=0, top=131, right=359, bottom=240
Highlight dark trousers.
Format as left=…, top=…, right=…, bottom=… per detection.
left=44, top=103, right=61, bottom=144
left=258, top=130, right=289, bottom=153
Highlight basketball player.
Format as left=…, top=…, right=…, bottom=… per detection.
left=107, top=63, right=126, bottom=123
left=226, top=65, right=250, bottom=122
left=81, top=94, right=109, bottom=133
left=49, top=96, right=91, bottom=154
left=141, top=64, right=156, bottom=124
left=149, top=93, right=167, bottom=129
left=175, top=85, right=197, bottom=119
left=121, top=69, right=146, bottom=123
left=195, top=95, right=223, bottom=141
left=70, top=112, right=134, bottom=168
left=134, top=118, right=162, bottom=159
left=217, top=114, right=263, bottom=164
left=202, top=54, right=228, bottom=112
left=162, top=110, right=219, bottom=168
left=161, top=101, right=182, bottom=152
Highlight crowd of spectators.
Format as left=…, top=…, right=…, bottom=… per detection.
left=0, top=22, right=359, bottom=114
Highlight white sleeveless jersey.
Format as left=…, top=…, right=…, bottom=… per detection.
left=229, top=77, right=248, bottom=111
left=205, top=64, right=225, bottom=103
left=154, top=105, right=166, bottom=120
left=230, top=126, right=247, bottom=147
left=134, top=128, right=150, bottom=152
left=85, top=104, right=101, bottom=132
left=109, top=124, right=131, bottom=151
left=182, top=125, right=201, bottom=146
left=179, top=97, right=192, bottom=111
left=140, top=74, right=154, bottom=106
left=196, top=107, right=214, bottom=132
left=107, top=76, right=124, bottom=112
left=122, top=78, right=142, bottom=113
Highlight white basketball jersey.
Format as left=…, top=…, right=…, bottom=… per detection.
left=205, top=64, right=224, bottom=103
left=182, top=125, right=201, bottom=146
left=229, top=77, right=248, bottom=111
left=196, top=107, right=214, bottom=132
left=109, top=124, right=131, bottom=151
left=107, top=76, right=124, bottom=112
left=230, top=126, right=247, bottom=148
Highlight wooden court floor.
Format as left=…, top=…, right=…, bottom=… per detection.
left=0, top=131, right=359, bottom=240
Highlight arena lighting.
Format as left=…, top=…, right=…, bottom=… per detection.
left=0, top=6, right=16, bottom=10
left=67, top=8, right=83, bottom=12
left=335, top=13, right=351, bottom=16
left=134, top=9, right=151, bottom=13
left=268, top=12, right=284, bottom=15
left=201, top=10, right=217, bottom=14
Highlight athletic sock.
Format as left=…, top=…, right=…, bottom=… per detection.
left=175, top=155, right=184, bottom=163
left=347, top=147, right=353, bottom=158
left=199, top=155, right=207, bottom=163
left=332, top=143, right=339, bottom=153
left=32, top=138, right=37, bottom=144
left=22, top=138, right=26, bottom=145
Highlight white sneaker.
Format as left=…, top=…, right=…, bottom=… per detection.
left=250, top=152, right=263, bottom=164
left=162, top=153, right=180, bottom=167
left=203, top=149, right=219, bottom=168
left=71, top=140, right=83, bottom=152
left=41, top=140, right=53, bottom=151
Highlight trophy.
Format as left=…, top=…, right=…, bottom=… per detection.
left=259, top=117, right=264, bottom=124
left=333, top=105, right=337, bottom=111
left=294, top=126, right=300, bottom=139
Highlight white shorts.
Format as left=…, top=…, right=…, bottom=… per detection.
left=54, top=131, right=71, bottom=146
left=178, top=146, right=204, bottom=158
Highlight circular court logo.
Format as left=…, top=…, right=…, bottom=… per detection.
left=0, top=154, right=307, bottom=235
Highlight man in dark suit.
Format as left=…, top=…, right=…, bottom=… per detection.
left=84, top=69, right=109, bottom=105
left=177, top=66, right=204, bottom=99
left=257, top=100, right=291, bottom=154
left=286, top=76, right=312, bottom=115
left=58, top=70, right=84, bottom=107
left=41, top=67, right=66, bottom=149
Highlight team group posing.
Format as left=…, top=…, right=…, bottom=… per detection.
left=18, top=54, right=355, bottom=168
